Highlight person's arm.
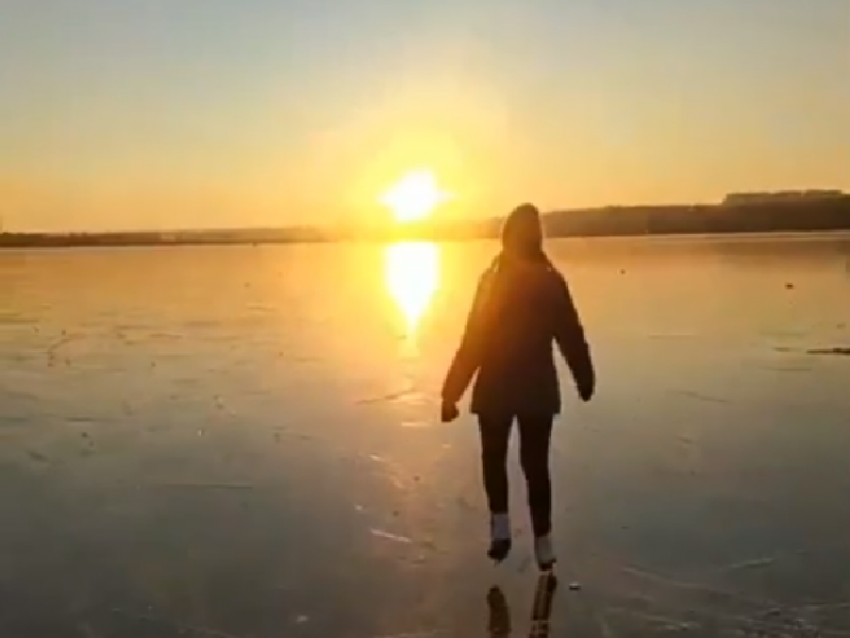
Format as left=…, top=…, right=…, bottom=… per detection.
left=441, top=272, right=492, bottom=407
left=551, top=274, right=595, bottom=401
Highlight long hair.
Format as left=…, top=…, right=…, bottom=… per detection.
left=490, top=203, right=553, bottom=272
left=470, top=203, right=556, bottom=346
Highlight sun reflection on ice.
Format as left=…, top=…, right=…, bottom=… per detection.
left=384, top=241, right=440, bottom=341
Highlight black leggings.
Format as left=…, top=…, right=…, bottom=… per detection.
left=478, top=414, right=554, bottom=537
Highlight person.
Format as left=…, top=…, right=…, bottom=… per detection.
left=440, top=203, right=595, bottom=571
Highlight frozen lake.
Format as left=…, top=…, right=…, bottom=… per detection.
left=2, top=233, right=850, bottom=637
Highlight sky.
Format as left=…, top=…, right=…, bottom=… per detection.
left=0, top=0, right=848, bottom=232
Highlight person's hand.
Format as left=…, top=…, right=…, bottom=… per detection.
left=441, top=400, right=460, bottom=423
left=577, top=377, right=595, bottom=402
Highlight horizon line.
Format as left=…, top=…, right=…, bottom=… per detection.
left=2, top=189, right=846, bottom=236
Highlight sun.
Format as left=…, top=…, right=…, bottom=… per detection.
left=379, top=169, right=451, bottom=223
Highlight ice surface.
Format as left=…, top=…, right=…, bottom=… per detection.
left=1, top=234, right=850, bottom=637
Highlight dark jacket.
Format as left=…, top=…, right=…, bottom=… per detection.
left=441, top=254, right=595, bottom=417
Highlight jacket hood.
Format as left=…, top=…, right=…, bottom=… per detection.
left=501, top=203, right=543, bottom=258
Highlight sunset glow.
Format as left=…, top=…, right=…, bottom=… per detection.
left=2, top=2, right=848, bottom=233
left=379, top=170, right=451, bottom=223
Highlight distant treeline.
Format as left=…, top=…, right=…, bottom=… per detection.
left=0, top=226, right=330, bottom=248
left=546, top=194, right=850, bottom=238
left=3, top=193, right=849, bottom=248
left=370, top=193, right=850, bottom=242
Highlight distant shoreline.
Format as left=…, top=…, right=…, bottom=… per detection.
left=3, top=229, right=850, bottom=253
left=3, top=195, right=849, bottom=249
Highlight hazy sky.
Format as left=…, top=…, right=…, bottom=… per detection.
left=1, top=0, right=848, bottom=231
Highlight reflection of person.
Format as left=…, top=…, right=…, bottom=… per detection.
left=486, top=574, right=557, bottom=638
left=486, top=586, right=511, bottom=637
left=440, top=203, right=595, bottom=571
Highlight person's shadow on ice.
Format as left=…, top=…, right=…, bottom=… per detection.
left=487, top=573, right=557, bottom=638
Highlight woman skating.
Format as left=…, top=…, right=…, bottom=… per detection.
left=440, top=203, right=595, bottom=571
